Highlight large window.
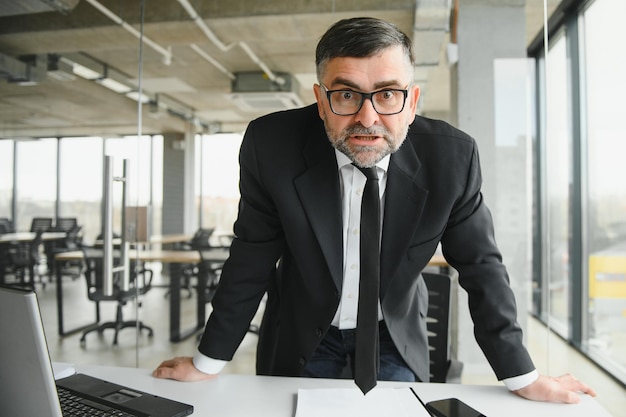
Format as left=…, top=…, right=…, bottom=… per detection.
left=14, top=138, right=57, bottom=231
left=58, top=137, right=103, bottom=242
left=1, top=135, right=163, bottom=243
left=581, top=0, right=626, bottom=383
left=543, top=33, right=572, bottom=337
left=196, top=133, right=243, bottom=235
left=151, top=135, right=164, bottom=238
left=0, top=140, right=13, bottom=219
left=533, top=0, right=626, bottom=386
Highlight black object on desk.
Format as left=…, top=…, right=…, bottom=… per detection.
left=426, top=398, right=486, bottom=417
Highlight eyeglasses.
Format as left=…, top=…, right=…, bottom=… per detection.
left=321, top=83, right=409, bottom=116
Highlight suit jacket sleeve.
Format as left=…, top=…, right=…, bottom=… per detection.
left=440, top=140, right=535, bottom=380
left=197, top=117, right=286, bottom=362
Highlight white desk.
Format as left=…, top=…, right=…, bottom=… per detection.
left=0, top=231, right=66, bottom=243
left=77, top=365, right=611, bottom=417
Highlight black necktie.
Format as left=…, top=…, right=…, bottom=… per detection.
left=353, top=165, right=380, bottom=394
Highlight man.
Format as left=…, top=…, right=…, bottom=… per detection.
left=154, top=17, right=595, bottom=403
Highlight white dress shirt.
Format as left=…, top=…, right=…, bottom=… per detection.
left=331, top=150, right=388, bottom=329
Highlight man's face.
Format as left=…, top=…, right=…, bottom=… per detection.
left=313, top=45, right=420, bottom=168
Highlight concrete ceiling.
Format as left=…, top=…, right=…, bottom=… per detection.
left=0, top=0, right=556, bottom=139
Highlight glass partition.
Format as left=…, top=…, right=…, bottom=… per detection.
left=543, top=33, right=572, bottom=338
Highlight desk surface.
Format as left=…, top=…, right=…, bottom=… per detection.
left=77, top=365, right=610, bottom=417
left=149, top=233, right=194, bottom=244
left=0, top=231, right=66, bottom=242
left=55, top=248, right=230, bottom=264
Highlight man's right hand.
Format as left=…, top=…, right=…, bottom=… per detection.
left=152, top=356, right=217, bottom=382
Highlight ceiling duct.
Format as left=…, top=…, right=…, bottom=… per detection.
left=0, top=0, right=81, bottom=17
left=226, top=71, right=303, bottom=112
left=413, top=0, right=452, bottom=66
left=0, top=53, right=47, bottom=85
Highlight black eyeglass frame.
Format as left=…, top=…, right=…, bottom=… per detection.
left=321, top=83, right=410, bottom=116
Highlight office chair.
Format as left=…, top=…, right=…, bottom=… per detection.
left=45, top=218, right=79, bottom=279
left=30, top=217, right=53, bottom=233
left=53, top=217, right=78, bottom=232
left=197, top=247, right=225, bottom=304
left=0, top=218, right=15, bottom=234
left=186, top=228, right=216, bottom=249
left=173, top=228, right=216, bottom=298
left=6, top=230, right=44, bottom=290
left=336, top=271, right=463, bottom=382
left=423, top=271, right=463, bottom=383
left=79, top=246, right=154, bottom=346
left=51, top=225, right=84, bottom=280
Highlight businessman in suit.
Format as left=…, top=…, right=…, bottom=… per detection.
left=154, top=17, right=595, bottom=403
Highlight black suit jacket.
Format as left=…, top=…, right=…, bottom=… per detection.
left=198, top=104, right=535, bottom=382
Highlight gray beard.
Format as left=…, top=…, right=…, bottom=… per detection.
left=324, top=122, right=408, bottom=168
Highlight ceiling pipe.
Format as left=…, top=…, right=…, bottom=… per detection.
left=190, top=43, right=236, bottom=80
left=176, top=0, right=285, bottom=85
left=84, top=0, right=172, bottom=65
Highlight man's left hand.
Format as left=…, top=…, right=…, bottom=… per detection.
left=514, top=373, right=597, bottom=403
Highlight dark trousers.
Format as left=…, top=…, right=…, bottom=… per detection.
left=302, top=320, right=417, bottom=382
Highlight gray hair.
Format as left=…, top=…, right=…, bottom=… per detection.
left=315, top=17, right=415, bottom=81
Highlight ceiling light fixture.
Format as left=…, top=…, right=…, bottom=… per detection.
left=125, top=91, right=151, bottom=103
left=71, top=62, right=101, bottom=80
left=97, top=67, right=133, bottom=93
left=97, top=77, right=132, bottom=94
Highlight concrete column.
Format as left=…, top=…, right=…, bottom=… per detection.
left=162, top=128, right=196, bottom=235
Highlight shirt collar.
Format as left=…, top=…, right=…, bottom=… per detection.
left=334, top=149, right=390, bottom=174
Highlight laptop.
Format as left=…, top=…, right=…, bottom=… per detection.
left=0, top=285, right=193, bottom=417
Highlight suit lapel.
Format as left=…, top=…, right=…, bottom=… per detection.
left=292, top=124, right=429, bottom=295
left=380, top=139, right=429, bottom=297
left=294, top=128, right=344, bottom=291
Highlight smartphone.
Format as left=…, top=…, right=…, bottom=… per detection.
left=425, top=397, right=486, bottom=417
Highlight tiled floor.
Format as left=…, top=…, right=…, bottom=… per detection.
left=33, top=265, right=624, bottom=417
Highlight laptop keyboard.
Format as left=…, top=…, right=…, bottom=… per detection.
left=58, top=387, right=138, bottom=417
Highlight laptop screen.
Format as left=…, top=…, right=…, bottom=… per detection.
left=0, top=285, right=63, bottom=416
left=0, top=285, right=193, bottom=417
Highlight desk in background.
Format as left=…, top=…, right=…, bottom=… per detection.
left=54, top=248, right=229, bottom=341
left=0, top=231, right=67, bottom=285
left=93, top=233, right=194, bottom=248
left=102, top=232, right=232, bottom=248
left=0, top=231, right=67, bottom=243
left=76, top=364, right=611, bottom=417
left=148, top=234, right=194, bottom=246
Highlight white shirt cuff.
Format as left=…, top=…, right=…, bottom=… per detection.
left=502, top=369, right=539, bottom=391
left=192, top=350, right=228, bottom=375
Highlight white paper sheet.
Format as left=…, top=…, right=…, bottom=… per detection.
left=295, top=387, right=432, bottom=417
left=52, top=361, right=76, bottom=380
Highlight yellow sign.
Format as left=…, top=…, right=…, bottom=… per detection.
left=589, top=255, right=626, bottom=299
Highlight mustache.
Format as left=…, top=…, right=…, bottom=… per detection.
left=343, top=124, right=389, bottom=137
